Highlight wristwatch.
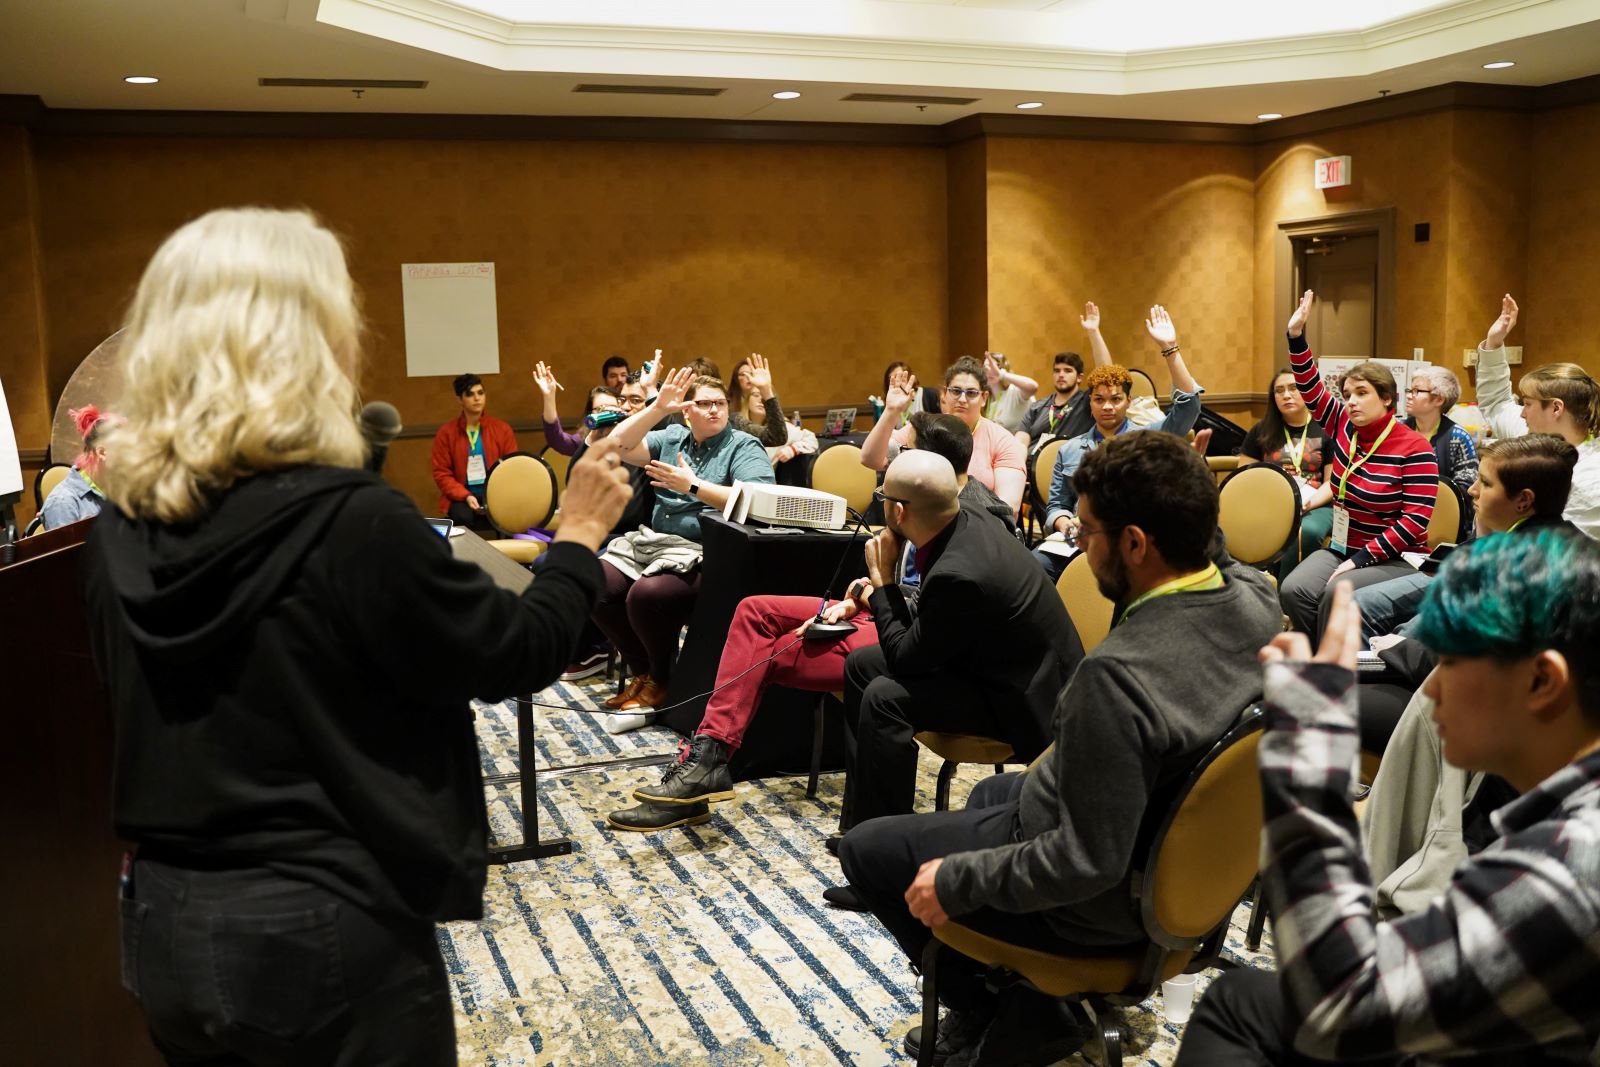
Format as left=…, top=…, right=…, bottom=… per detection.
left=688, top=481, right=701, bottom=496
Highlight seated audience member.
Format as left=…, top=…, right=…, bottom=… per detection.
left=1033, top=305, right=1205, bottom=580
left=590, top=368, right=775, bottom=724
left=1353, top=433, right=1578, bottom=642
left=1473, top=293, right=1600, bottom=538
left=537, top=361, right=618, bottom=456
left=1404, top=364, right=1478, bottom=499
left=1016, top=301, right=1116, bottom=448
left=1279, top=291, right=1437, bottom=640
left=981, top=351, right=1039, bottom=433
left=839, top=432, right=1280, bottom=1065
left=828, top=451, right=1077, bottom=851
left=1178, top=532, right=1600, bottom=1067
left=726, top=352, right=801, bottom=449
left=89, top=207, right=632, bottom=1063
left=431, top=372, right=518, bottom=531
left=1242, top=366, right=1330, bottom=582
left=871, top=361, right=942, bottom=424
left=40, top=404, right=117, bottom=530
left=606, top=412, right=1028, bottom=831
left=862, top=356, right=1028, bottom=515
left=601, top=354, right=630, bottom=391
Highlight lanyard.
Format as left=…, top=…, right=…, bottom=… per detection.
left=1047, top=395, right=1072, bottom=433
left=465, top=424, right=482, bottom=451
left=1117, top=563, right=1223, bottom=625
left=1282, top=422, right=1311, bottom=477
left=80, top=468, right=103, bottom=496
left=1335, top=419, right=1396, bottom=502
left=1507, top=515, right=1529, bottom=533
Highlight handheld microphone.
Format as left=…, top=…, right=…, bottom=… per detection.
left=803, top=507, right=874, bottom=642
left=359, top=401, right=402, bottom=474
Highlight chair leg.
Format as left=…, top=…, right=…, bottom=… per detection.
left=1082, top=997, right=1123, bottom=1067
left=808, top=697, right=825, bottom=799
left=918, top=939, right=943, bottom=1067
left=993, top=763, right=1005, bottom=776
left=1246, top=879, right=1268, bottom=952
left=935, top=760, right=957, bottom=812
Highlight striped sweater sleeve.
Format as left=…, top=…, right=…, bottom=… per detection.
left=1288, top=335, right=1347, bottom=440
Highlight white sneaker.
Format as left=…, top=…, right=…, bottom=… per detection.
left=601, top=711, right=658, bottom=735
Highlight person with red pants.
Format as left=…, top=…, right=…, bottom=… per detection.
left=605, top=411, right=1018, bottom=833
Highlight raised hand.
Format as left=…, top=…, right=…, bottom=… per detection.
left=1145, top=305, right=1178, bottom=348
left=1080, top=301, right=1101, bottom=332
left=639, top=350, right=662, bottom=390
left=1287, top=289, right=1315, bottom=338
left=532, top=360, right=562, bottom=397
left=552, top=437, right=634, bottom=550
left=885, top=372, right=918, bottom=414
left=747, top=352, right=773, bottom=396
left=1484, top=293, right=1519, bottom=349
left=654, top=367, right=694, bottom=412
left=1191, top=427, right=1213, bottom=454
left=983, top=352, right=1003, bottom=393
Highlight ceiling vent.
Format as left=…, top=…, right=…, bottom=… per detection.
left=574, top=83, right=726, bottom=97
left=842, top=92, right=978, bottom=106
left=259, top=78, right=428, bottom=89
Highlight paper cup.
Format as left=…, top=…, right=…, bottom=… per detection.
left=1162, top=973, right=1197, bottom=1024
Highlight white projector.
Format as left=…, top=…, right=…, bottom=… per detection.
left=726, top=481, right=849, bottom=531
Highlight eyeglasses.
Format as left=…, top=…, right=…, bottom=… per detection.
left=944, top=387, right=984, bottom=401
left=1404, top=387, right=1437, bottom=396
left=1073, top=523, right=1120, bottom=542
left=873, top=487, right=909, bottom=507
left=690, top=398, right=729, bottom=412
left=621, top=396, right=646, bottom=408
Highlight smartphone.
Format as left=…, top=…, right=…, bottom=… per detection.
left=1419, top=542, right=1457, bottom=576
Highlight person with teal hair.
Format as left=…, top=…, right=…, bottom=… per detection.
left=1175, top=529, right=1600, bottom=1067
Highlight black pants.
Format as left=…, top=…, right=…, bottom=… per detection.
left=839, top=773, right=1091, bottom=1010
left=1175, top=968, right=1400, bottom=1067
left=122, top=857, right=456, bottom=1066
left=446, top=497, right=494, bottom=533
left=840, top=645, right=1023, bottom=829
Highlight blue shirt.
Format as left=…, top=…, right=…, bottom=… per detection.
left=1043, top=386, right=1204, bottom=529
left=40, top=467, right=105, bottom=530
left=644, top=423, right=775, bottom=540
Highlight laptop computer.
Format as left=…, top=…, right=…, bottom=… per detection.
left=822, top=407, right=857, bottom=437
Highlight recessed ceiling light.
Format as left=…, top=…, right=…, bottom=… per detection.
left=124, top=75, right=159, bottom=85
left=1257, top=112, right=1283, bottom=120
left=1482, top=60, right=1516, bottom=70
left=1015, top=101, right=1044, bottom=110
left=771, top=90, right=801, bottom=100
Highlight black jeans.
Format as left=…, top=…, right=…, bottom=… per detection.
left=1174, top=968, right=1406, bottom=1067
left=121, top=856, right=455, bottom=1066
left=839, top=773, right=1091, bottom=1010
left=446, top=497, right=494, bottom=532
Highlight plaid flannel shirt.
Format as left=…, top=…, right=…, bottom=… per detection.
left=1259, top=662, right=1600, bottom=1065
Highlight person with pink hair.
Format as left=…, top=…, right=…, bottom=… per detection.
left=39, top=404, right=116, bottom=529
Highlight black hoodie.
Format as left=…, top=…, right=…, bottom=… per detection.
left=84, top=465, right=603, bottom=922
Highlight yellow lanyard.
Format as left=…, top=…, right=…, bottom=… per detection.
left=80, top=468, right=103, bottom=496
left=1335, top=419, right=1396, bottom=502
left=1282, top=422, right=1311, bottom=477
left=1117, top=563, right=1223, bottom=625
left=1507, top=515, right=1529, bottom=533
left=465, top=425, right=481, bottom=449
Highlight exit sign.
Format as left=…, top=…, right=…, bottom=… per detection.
left=1315, top=155, right=1353, bottom=189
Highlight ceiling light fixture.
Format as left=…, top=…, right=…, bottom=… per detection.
left=124, top=75, right=159, bottom=85
left=1482, top=60, right=1515, bottom=70
left=772, top=90, right=800, bottom=100
left=1016, top=101, right=1044, bottom=110
left=1257, top=112, right=1283, bottom=120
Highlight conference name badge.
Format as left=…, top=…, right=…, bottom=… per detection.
left=1330, top=505, right=1351, bottom=555
left=466, top=453, right=487, bottom=485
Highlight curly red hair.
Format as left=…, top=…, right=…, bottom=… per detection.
left=1081, top=364, right=1133, bottom=396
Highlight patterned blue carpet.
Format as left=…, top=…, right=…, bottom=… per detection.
left=447, top=676, right=1275, bottom=1065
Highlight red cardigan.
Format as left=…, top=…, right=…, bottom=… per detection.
left=431, top=413, right=518, bottom=513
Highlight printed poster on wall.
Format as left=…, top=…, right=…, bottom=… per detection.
left=401, top=262, right=500, bottom=378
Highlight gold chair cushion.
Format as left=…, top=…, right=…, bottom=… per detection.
left=1218, top=465, right=1298, bottom=566
left=809, top=443, right=878, bottom=515
left=489, top=539, right=546, bottom=564
left=485, top=455, right=557, bottom=533
left=1056, top=552, right=1114, bottom=654
left=1427, top=479, right=1461, bottom=550
left=935, top=923, right=1192, bottom=996
left=914, top=732, right=1014, bottom=765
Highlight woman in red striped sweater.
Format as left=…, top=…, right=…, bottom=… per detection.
left=1279, top=290, right=1438, bottom=640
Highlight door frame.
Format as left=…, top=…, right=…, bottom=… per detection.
left=1274, top=208, right=1395, bottom=361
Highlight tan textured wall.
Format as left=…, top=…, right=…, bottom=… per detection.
left=1254, top=112, right=1454, bottom=377
left=29, top=135, right=948, bottom=513
left=946, top=136, right=990, bottom=362
left=1444, top=111, right=1532, bottom=366
left=986, top=137, right=1257, bottom=395
left=1527, top=101, right=1600, bottom=372
left=0, top=124, right=49, bottom=529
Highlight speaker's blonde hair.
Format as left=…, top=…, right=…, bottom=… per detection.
left=104, top=207, right=366, bottom=523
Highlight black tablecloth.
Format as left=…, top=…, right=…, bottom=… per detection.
left=663, top=512, right=867, bottom=780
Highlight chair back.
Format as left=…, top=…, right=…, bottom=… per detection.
left=1055, top=551, right=1114, bottom=653
left=1218, top=462, right=1301, bottom=568
left=1427, top=478, right=1467, bottom=550
left=1136, top=707, right=1265, bottom=947
left=1028, top=437, right=1066, bottom=515
left=539, top=445, right=573, bottom=489
left=807, top=443, right=877, bottom=515
left=485, top=452, right=558, bottom=534
left=35, top=464, right=71, bottom=510
left=1127, top=368, right=1157, bottom=399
